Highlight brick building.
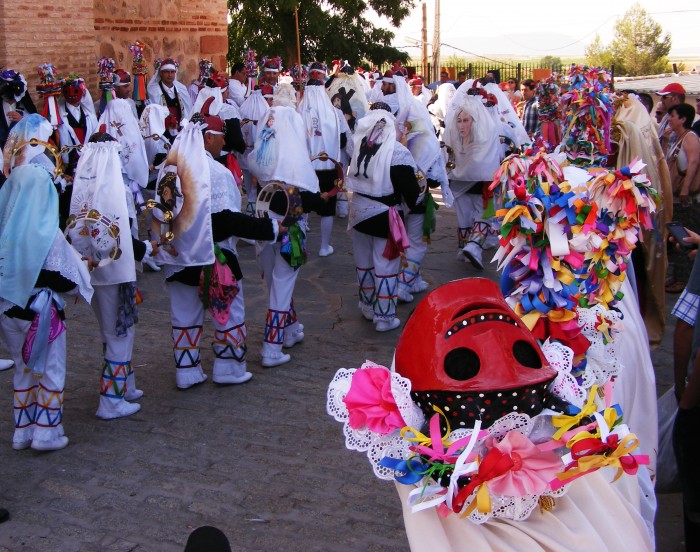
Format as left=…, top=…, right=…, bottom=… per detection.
left=0, top=0, right=228, bottom=103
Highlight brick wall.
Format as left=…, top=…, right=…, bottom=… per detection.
left=0, top=0, right=228, bottom=108
left=0, top=0, right=96, bottom=98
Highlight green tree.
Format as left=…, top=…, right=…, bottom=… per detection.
left=584, top=35, right=614, bottom=69
left=538, top=55, right=562, bottom=69
left=227, top=0, right=413, bottom=70
left=584, top=3, right=671, bottom=76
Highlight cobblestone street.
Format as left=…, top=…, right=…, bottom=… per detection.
left=0, top=193, right=684, bottom=551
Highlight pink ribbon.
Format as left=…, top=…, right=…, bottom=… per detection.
left=383, top=207, right=410, bottom=260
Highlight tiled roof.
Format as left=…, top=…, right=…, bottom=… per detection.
left=615, top=72, right=700, bottom=95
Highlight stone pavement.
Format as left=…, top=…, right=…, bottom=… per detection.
left=0, top=193, right=684, bottom=551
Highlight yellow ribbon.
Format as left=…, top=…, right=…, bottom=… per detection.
left=460, top=482, right=492, bottom=517
left=557, top=433, right=640, bottom=483
left=552, top=386, right=599, bottom=441
left=401, top=406, right=452, bottom=449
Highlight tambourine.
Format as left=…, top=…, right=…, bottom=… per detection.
left=8, top=138, right=82, bottom=179
left=256, top=181, right=304, bottom=228
left=310, top=152, right=345, bottom=196
left=440, top=141, right=456, bottom=171
left=64, top=208, right=121, bottom=268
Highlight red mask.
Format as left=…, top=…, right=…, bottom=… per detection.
left=63, top=83, right=84, bottom=105
left=395, top=278, right=559, bottom=428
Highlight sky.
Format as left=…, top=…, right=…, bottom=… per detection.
left=372, top=0, right=700, bottom=60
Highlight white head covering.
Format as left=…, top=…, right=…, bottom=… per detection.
left=445, top=93, right=502, bottom=182
left=192, top=86, right=224, bottom=116
left=346, top=108, right=397, bottom=197
left=152, top=121, right=214, bottom=267
left=139, top=103, right=170, bottom=178
left=69, top=141, right=136, bottom=285
left=99, top=98, right=149, bottom=189
left=327, top=72, right=369, bottom=123
left=483, top=82, right=530, bottom=147
left=246, top=105, right=319, bottom=192
left=272, top=82, right=297, bottom=108
left=1, top=113, right=53, bottom=175
left=429, top=82, right=457, bottom=122
left=297, top=84, right=341, bottom=170
left=239, top=89, right=270, bottom=170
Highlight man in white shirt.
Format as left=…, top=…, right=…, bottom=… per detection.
left=146, top=57, right=193, bottom=142
left=227, top=62, right=247, bottom=107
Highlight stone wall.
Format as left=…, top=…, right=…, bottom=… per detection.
left=0, top=0, right=227, bottom=105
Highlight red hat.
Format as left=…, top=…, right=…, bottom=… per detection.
left=409, top=77, right=423, bottom=87
left=194, top=97, right=226, bottom=134
left=657, top=82, right=685, bottom=96
left=395, top=278, right=557, bottom=429
left=208, top=72, right=228, bottom=90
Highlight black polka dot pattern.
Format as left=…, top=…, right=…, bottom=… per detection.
left=411, top=377, right=559, bottom=430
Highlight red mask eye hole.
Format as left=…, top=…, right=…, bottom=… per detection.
left=513, top=340, right=542, bottom=369
left=444, top=348, right=480, bottom=381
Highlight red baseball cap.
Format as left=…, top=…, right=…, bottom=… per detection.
left=657, top=82, right=686, bottom=96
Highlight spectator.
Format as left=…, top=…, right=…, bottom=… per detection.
left=455, top=71, right=467, bottom=88
left=657, top=82, right=686, bottom=154
left=666, top=103, right=700, bottom=293
left=505, top=77, right=522, bottom=109
left=671, top=228, right=700, bottom=551
left=519, top=78, right=540, bottom=138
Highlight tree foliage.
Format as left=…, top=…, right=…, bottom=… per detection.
left=584, top=3, right=671, bottom=76
left=538, top=56, right=562, bottom=69
left=227, top=0, right=413, bottom=70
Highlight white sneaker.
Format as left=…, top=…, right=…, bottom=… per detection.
left=462, top=242, right=484, bottom=270
left=142, top=256, right=161, bottom=272
left=412, top=280, right=429, bottom=293
left=176, top=368, right=208, bottom=390
left=213, top=371, right=253, bottom=385
left=318, top=245, right=334, bottom=257
left=12, top=438, right=32, bottom=451
left=96, top=397, right=141, bottom=420
left=31, top=435, right=69, bottom=452
left=261, top=353, right=291, bottom=367
left=0, top=358, right=13, bottom=371
left=375, top=318, right=401, bottom=332
left=283, top=330, right=304, bottom=348
left=360, top=302, right=374, bottom=321
left=397, top=288, right=414, bottom=303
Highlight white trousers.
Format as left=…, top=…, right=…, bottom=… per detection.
left=91, top=285, right=135, bottom=399
left=352, top=230, right=400, bottom=320
left=399, top=213, right=429, bottom=292
left=0, top=314, right=67, bottom=446
left=257, top=241, right=301, bottom=358
left=167, top=279, right=249, bottom=380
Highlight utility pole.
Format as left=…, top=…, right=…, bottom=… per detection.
left=432, top=0, right=440, bottom=83
left=421, top=3, right=428, bottom=78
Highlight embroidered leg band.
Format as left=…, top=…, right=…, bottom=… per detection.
left=213, top=322, right=247, bottom=362
left=172, top=325, right=202, bottom=369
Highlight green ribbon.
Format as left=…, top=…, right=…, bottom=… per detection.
left=288, top=223, right=306, bottom=267
left=482, top=196, right=496, bottom=219
left=422, top=193, right=439, bottom=243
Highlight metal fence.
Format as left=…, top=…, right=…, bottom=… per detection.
left=399, top=61, right=566, bottom=84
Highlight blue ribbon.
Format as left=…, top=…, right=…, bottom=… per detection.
left=379, top=456, right=428, bottom=485
left=26, top=290, right=65, bottom=378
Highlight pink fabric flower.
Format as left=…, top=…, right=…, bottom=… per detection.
left=486, top=431, right=562, bottom=496
left=343, top=368, right=405, bottom=434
